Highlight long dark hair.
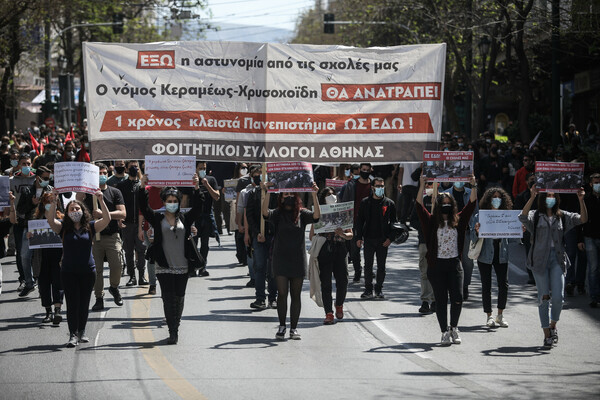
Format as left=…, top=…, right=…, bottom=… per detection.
left=34, top=192, right=64, bottom=220
left=63, top=200, right=92, bottom=233
left=160, top=186, right=183, bottom=218
left=278, top=193, right=303, bottom=223
left=318, top=187, right=335, bottom=205
left=480, top=187, right=513, bottom=210
left=432, top=192, right=458, bottom=228
left=537, top=192, right=562, bottom=217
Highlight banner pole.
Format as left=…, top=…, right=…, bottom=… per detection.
left=260, top=163, right=267, bottom=236
left=93, top=195, right=101, bottom=240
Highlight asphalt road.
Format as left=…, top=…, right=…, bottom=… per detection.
left=1, top=233, right=599, bottom=399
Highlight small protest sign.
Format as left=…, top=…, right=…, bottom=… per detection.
left=267, top=162, right=314, bottom=193
left=224, top=179, right=239, bottom=201
left=27, top=219, right=62, bottom=249
left=478, top=210, right=523, bottom=239
left=0, top=176, right=10, bottom=207
left=535, top=162, right=584, bottom=194
left=422, top=151, right=473, bottom=182
left=313, top=201, right=354, bottom=234
left=54, top=162, right=99, bottom=194
left=145, top=155, right=196, bottom=187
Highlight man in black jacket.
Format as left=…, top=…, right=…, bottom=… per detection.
left=245, top=166, right=278, bottom=310
left=355, top=177, right=397, bottom=300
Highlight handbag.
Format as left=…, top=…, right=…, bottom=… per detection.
left=187, top=235, right=206, bottom=273
left=467, top=238, right=484, bottom=260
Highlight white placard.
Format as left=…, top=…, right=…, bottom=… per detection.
left=478, top=210, right=523, bottom=238
left=27, top=219, right=62, bottom=249
left=313, top=201, right=354, bottom=234
left=145, top=155, right=196, bottom=187
left=54, top=162, right=99, bottom=194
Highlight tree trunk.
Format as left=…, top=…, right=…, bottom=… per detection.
left=0, top=18, right=21, bottom=136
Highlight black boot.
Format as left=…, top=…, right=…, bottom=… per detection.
left=42, top=307, right=52, bottom=323
left=162, top=294, right=177, bottom=344
left=171, top=296, right=185, bottom=344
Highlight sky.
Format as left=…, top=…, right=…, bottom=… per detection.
left=201, top=0, right=317, bottom=42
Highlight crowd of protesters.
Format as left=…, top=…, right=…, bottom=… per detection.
left=1, top=120, right=599, bottom=349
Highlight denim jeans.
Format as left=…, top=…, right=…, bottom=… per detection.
left=585, top=237, right=600, bottom=301
left=21, top=230, right=35, bottom=288
left=565, top=228, right=587, bottom=285
left=532, top=248, right=564, bottom=328
left=252, top=237, right=276, bottom=302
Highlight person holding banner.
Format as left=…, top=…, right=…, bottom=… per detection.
left=519, top=186, right=588, bottom=349
left=262, top=182, right=320, bottom=340
left=416, top=174, right=478, bottom=346
left=1, top=192, right=17, bottom=296
left=309, top=186, right=352, bottom=324
left=31, top=189, right=64, bottom=325
left=138, top=174, right=203, bottom=345
left=470, top=187, right=513, bottom=328
left=46, top=189, right=111, bottom=348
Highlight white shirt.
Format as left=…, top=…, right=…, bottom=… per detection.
left=437, top=221, right=459, bottom=259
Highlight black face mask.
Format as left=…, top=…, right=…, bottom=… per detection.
left=360, top=171, right=370, bottom=180
left=115, top=166, right=125, bottom=174
left=441, top=204, right=453, bottom=215
left=252, top=175, right=261, bottom=185
left=129, top=166, right=139, bottom=176
left=283, top=197, right=295, bottom=207
left=525, top=164, right=534, bottom=171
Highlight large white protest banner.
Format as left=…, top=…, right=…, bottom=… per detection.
left=83, top=41, right=446, bottom=163
left=145, top=155, right=196, bottom=186
left=478, top=210, right=523, bottom=239
left=54, top=162, right=99, bottom=194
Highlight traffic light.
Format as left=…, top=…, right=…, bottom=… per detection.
left=113, top=13, right=124, bottom=34
left=324, top=13, right=335, bottom=34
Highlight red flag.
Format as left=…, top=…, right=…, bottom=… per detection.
left=29, top=132, right=40, bottom=155
left=65, top=127, right=74, bottom=143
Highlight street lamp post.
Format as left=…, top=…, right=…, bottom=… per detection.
left=478, top=36, right=491, bottom=134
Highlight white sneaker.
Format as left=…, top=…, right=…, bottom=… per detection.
left=441, top=330, right=452, bottom=346
left=486, top=315, right=497, bottom=328
left=495, top=314, right=509, bottom=328
left=450, top=327, right=462, bottom=344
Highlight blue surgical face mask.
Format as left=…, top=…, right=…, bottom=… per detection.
left=546, top=197, right=556, bottom=209
left=345, top=169, right=351, bottom=177
left=39, top=179, right=49, bottom=188
left=21, top=166, right=31, bottom=175
left=99, top=175, right=108, bottom=185
left=374, top=187, right=385, bottom=197
left=199, top=170, right=207, bottom=179
left=49, top=174, right=53, bottom=181
left=165, top=203, right=179, bottom=213
left=44, top=204, right=51, bottom=211
left=593, top=183, right=600, bottom=194
left=454, top=182, right=465, bottom=189
left=353, top=174, right=360, bottom=180
left=491, top=198, right=502, bottom=209
left=10, top=159, right=18, bottom=167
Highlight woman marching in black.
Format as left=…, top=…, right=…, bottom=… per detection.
left=47, top=190, right=111, bottom=347
left=416, top=174, right=477, bottom=346
left=138, top=173, right=203, bottom=344
left=262, top=182, right=320, bottom=340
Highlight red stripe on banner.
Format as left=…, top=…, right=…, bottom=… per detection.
left=100, top=110, right=435, bottom=134
left=321, top=82, right=442, bottom=102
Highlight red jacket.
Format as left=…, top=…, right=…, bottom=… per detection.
left=512, top=166, right=529, bottom=198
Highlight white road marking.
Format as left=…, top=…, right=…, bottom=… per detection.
left=369, top=317, right=431, bottom=359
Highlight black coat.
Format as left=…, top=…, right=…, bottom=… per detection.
left=355, top=196, right=397, bottom=241
left=138, top=187, right=205, bottom=269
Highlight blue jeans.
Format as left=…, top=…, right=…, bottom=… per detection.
left=21, top=230, right=35, bottom=288
left=532, top=248, right=564, bottom=328
left=252, top=237, right=276, bottom=302
left=565, top=228, right=587, bottom=285
left=585, top=237, right=600, bottom=301
left=247, top=245, right=255, bottom=280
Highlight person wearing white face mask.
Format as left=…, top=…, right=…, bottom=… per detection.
left=581, top=173, right=600, bottom=308
left=520, top=185, right=587, bottom=348
left=355, top=177, right=397, bottom=300
left=470, top=187, right=513, bottom=328
left=46, top=189, right=111, bottom=348
left=139, top=174, right=203, bottom=344
left=308, top=187, right=353, bottom=324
